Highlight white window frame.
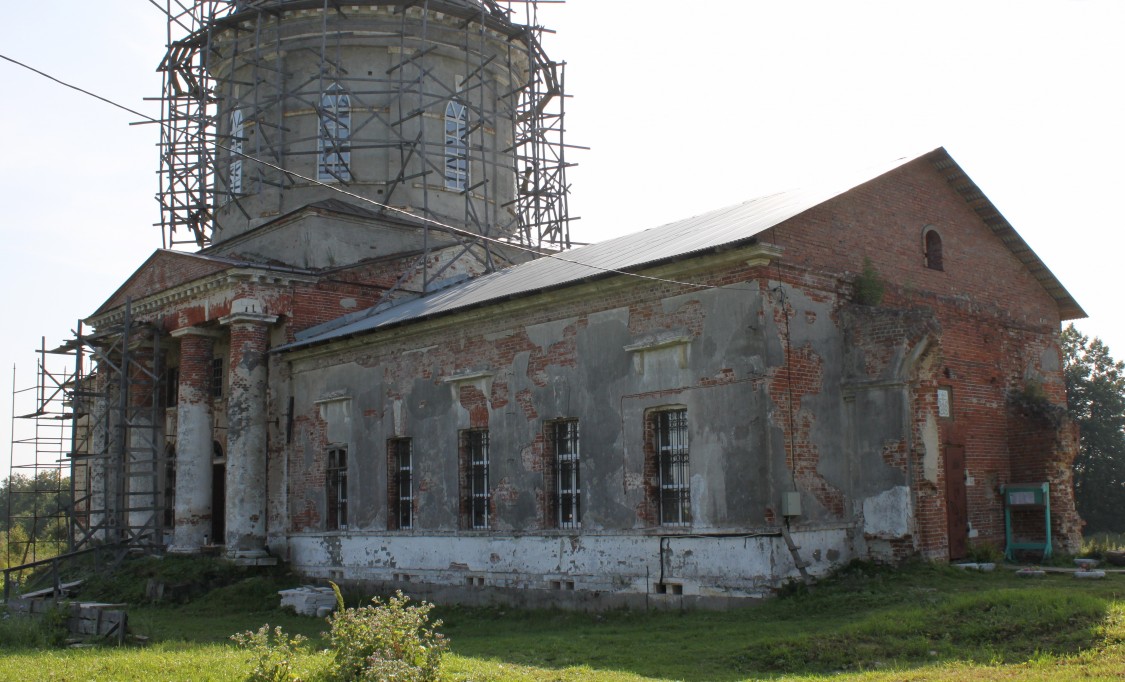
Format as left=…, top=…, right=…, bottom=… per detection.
left=444, top=100, right=469, bottom=191
left=318, top=84, right=351, bottom=182
left=229, top=109, right=244, bottom=197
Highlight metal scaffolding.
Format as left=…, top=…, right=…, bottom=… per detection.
left=6, top=305, right=168, bottom=588
left=6, top=0, right=574, bottom=589
left=157, top=0, right=572, bottom=256
left=7, top=342, right=74, bottom=570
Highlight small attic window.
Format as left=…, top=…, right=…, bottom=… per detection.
left=923, top=227, right=944, bottom=271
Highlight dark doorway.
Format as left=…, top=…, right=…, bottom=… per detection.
left=944, top=441, right=968, bottom=560
left=212, top=441, right=226, bottom=545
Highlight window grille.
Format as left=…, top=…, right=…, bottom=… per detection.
left=549, top=420, right=581, bottom=529
left=655, top=409, right=690, bottom=526
left=211, top=357, right=223, bottom=399
left=388, top=438, right=413, bottom=530
left=461, top=429, right=490, bottom=529
left=327, top=446, right=348, bottom=530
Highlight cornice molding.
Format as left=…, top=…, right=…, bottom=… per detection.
left=88, top=268, right=317, bottom=329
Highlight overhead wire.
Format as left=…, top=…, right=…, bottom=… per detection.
left=0, top=51, right=775, bottom=298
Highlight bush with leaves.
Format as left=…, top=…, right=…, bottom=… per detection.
left=230, top=624, right=307, bottom=682
left=326, top=584, right=448, bottom=682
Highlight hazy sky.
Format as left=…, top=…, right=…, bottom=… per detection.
left=2, top=1, right=1123, bottom=466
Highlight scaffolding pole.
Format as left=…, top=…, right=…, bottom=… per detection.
left=156, top=0, right=572, bottom=256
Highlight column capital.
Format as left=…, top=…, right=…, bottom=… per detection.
left=220, top=299, right=278, bottom=327
left=170, top=326, right=223, bottom=339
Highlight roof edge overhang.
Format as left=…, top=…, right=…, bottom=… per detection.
left=277, top=238, right=779, bottom=356
left=925, top=148, right=1086, bottom=321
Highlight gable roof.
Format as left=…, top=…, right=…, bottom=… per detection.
left=277, top=147, right=1081, bottom=351
left=91, top=249, right=317, bottom=317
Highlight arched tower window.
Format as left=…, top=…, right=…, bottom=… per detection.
left=444, top=100, right=469, bottom=191
left=923, top=227, right=944, bottom=271
left=229, top=109, right=244, bottom=198
left=318, top=84, right=351, bottom=182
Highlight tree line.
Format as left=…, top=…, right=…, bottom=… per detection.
left=1, top=470, right=71, bottom=568
left=1063, top=324, right=1125, bottom=534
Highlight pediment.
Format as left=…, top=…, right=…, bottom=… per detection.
left=92, top=250, right=238, bottom=316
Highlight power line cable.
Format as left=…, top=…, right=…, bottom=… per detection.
left=0, top=52, right=769, bottom=296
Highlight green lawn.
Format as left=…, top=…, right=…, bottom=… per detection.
left=2, top=561, right=1125, bottom=681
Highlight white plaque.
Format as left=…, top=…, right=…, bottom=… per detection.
left=937, top=387, right=951, bottom=418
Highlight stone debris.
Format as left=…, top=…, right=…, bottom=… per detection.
left=278, top=586, right=337, bottom=616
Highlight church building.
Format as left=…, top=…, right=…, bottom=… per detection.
left=69, top=1, right=1083, bottom=607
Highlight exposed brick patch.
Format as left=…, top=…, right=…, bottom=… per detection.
left=515, top=389, right=538, bottom=420
left=490, top=380, right=509, bottom=410
left=458, top=385, right=489, bottom=429
left=881, top=439, right=908, bottom=473
left=628, top=299, right=704, bottom=338
left=768, top=342, right=845, bottom=518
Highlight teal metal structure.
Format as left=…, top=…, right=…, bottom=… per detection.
left=1002, top=482, right=1051, bottom=561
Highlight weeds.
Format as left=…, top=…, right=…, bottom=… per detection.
left=325, top=585, right=448, bottom=682
left=0, top=605, right=68, bottom=648
left=231, top=624, right=307, bottom=682
left=853, top=257, right=886, bottom=306
left=1083, top=532, right=1125, bottom=557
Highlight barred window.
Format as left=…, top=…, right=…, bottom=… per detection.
left=326, top=446, right=348, bottom=530
left=318, top=84, right=351, bottom=182
left=654, top=409, right=690, bottom=526
left=547, top=420, right=581, bottom=529
left=211, top=357, right=224, bottom=399
left=444, top=100, right=469, bottom=191
left=460, top=429, right=490, bottom=529
left=388, top=438, right=413, bottom=530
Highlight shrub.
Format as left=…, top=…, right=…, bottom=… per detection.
left=230, top=624, right=307, bottom=682
left=853, top=258, right=885, bottom=306
left=325, top=585, right=448, bottom=682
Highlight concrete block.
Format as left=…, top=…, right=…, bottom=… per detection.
left=279, top=586, right=337, bottom=616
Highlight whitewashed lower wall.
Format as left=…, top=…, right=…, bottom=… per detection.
left=288, top=528, right=852, bottom=603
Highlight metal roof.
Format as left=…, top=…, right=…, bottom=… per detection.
left=284, top=147, right=1084, bottom=352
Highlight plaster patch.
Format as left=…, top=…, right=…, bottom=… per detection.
left=1039, top=346, right=1060, bottom=372
left=921, top=414, right=939, bottom=484
left=318, top=399, right=352, bottom=445
left=524, top=317, right=579, bottom=349
left=863, top=486, right=912, bottom=538
left=393, top=399, right=404, bottom=436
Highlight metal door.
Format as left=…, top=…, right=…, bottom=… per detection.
left=944, top=443, right=968, bottom=560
